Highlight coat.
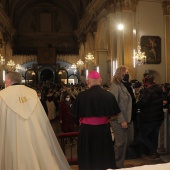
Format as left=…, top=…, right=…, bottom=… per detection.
left=109, top=82, right=132, bottom=123
left=136, top=84, right=164, bottom=122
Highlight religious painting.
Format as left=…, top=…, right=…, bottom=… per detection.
left=141, top=36, right=161, bottom=64
left=37, top=47, right=56, bottom=65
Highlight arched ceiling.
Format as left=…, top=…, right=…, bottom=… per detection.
left=2, top=0, right=91, bottom=55
left=9, top=0, right=88, bottom=27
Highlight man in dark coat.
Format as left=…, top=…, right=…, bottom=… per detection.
left=136, top=76, right=164, bottom=160
left=70, top=70, right=120, bottom=170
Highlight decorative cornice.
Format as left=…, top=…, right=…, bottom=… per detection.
left=162, top=1, right=170, bottom=15
left=105, top=0, right=116, bottom=13
left=115, top=0, right=123, bottom=12
left=115, top=0, right=138, bottom=12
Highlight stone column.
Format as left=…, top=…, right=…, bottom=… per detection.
left=106, top=1, right=117, bottom=84
left=96, top=50, right=108, bottom=85
left=115, top=0, right=137, bottom=79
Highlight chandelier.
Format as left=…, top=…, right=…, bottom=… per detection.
left=0, top=54, right=5, bottom=65
left=134, top=43, right=146, bottom=65
left=7, top=59, right=15, bottom=68
left=70, top=63, right=77, bottom=69
left=15, top=64, right=26, bottom=71
left=85, top=52, right=94, bottom=62
left=76, top=59, right=84, bottom=67
left=15, top=64, right=22, bottom=70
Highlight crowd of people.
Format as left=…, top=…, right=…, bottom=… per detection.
left=0, top=68, right=169, bottom=170
left=34, top=81, right=88, bottom=133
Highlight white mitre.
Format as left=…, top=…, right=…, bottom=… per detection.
left=0, top=85, right=38, bottom=119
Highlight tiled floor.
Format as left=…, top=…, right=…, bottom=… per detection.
left=50, top=117, right=170, bottom=170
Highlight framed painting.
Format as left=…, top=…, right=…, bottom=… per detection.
left=141, top=36, right=161, bottom=64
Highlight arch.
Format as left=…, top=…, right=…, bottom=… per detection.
left=38, top=66, right=55, bottom=83
left=25, top=69, right=37, bottom=86
left=57, top=68, right=68, bottom=84
left=68, top=74, right=79, bottom=85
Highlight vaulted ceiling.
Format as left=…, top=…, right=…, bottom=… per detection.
left=2, top=0, right=92, bottom=55
left=8, top=0, right=89, bottom=28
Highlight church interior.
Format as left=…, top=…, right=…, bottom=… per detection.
left=0, top=0, right=170, bottom=169
left=0, top=0, right=170, bottom=87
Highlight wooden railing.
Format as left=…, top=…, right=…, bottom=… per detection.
left=57, top=132, right=79, bottom=165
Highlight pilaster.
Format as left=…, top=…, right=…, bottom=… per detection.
left=115, top=0, right=137, bottom=79
left=163, top=1, right=170, bottom=82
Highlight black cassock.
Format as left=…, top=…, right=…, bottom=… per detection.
left=70, top=85, right=120, bottom=170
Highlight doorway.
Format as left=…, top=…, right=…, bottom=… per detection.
left=38, top=66, right=55, bottom=83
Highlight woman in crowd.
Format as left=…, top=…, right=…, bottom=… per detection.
left=59, top=91, right=75, bottom=132
left=109, top=65, right=134, bottom=168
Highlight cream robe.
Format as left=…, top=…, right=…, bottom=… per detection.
left=0, top=85, right=71, bottom=170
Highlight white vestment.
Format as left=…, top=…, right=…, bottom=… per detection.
left=0, top=85, right=71, bottom=170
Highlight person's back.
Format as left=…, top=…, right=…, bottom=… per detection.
left=59, top=92, right=74, bottom=132
left=74, top=85, right=119, bottom=117
left=37, top=90, right=48, bottom=115
left=70, top=70, right=120, bottom=170
left=137, top=84, right=164, bottom=122
left=0, top=71, right=71, bottom=170
left=136, top=77, right=164, bottom=159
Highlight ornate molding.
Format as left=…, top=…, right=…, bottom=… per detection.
left=162, top=1, right=170, bottom=15
left=115, top=0, right=123, bottom=12
left=115, top=0, right=137, bottom=12
left=105, top=0, right=116, bottom=13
